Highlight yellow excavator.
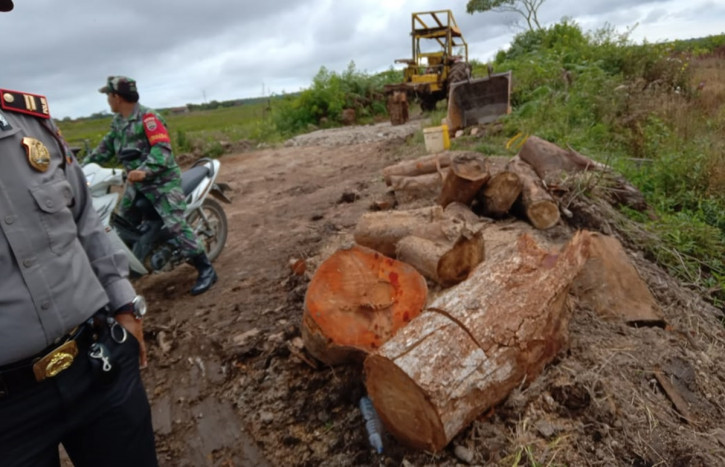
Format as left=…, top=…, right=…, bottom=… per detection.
left=386, top=10, right=511, bottom=131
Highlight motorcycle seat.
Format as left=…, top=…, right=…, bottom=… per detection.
left=181, top=165, right=211, bottom=196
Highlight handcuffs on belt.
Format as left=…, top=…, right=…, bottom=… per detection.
left=31, top=315, right=128, bottom=383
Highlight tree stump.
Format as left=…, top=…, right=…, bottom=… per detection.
left=302, top=244, right=428, bottom=366
left=364, top=231, right=591, bottom=451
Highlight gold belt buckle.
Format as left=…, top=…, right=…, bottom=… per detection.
left=32, top=340, right=79, bottom=382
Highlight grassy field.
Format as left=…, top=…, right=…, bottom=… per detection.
left=58, top=100, right=273, bottom=157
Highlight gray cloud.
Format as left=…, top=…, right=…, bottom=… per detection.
left=1, top=0, right=722, bottom=118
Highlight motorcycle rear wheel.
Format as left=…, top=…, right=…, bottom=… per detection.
left=187, top=198, right=228, bottom=262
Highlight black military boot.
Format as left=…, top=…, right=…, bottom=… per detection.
left=190, top=253, right=218, bottom=295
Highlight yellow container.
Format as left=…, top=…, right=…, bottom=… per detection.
left=441, top=124, right=451, bottom=149
left=423, top=125, right=450, bottom=154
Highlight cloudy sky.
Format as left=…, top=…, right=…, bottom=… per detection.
left=1, top=0, right=723, bottom=119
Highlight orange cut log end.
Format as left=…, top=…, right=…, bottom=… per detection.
left=302, top=244, right=428, bottom=365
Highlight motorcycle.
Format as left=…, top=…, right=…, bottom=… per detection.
left=82, top=151, right=231, bottom=276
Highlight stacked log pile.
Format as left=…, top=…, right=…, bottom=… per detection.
left=301, top=135, right=656, bottom=452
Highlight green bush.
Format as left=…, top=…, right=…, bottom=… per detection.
left=272, top=62, right=402, bottom=137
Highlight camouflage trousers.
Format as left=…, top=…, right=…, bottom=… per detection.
left=120, top=181, right=204, bottom=258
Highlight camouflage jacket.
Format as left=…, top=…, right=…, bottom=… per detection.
left=87, top=103, right=181, bottom=192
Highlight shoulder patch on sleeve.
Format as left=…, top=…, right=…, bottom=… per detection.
left=142, top=113, right=170, bottom=145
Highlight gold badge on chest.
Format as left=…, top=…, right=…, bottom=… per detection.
left=21, top=137, right=51, bottom=172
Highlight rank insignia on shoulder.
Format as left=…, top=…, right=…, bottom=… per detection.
left=22, top=137, right=51, bottom=172
left=0, top=89, right=50, bottom=119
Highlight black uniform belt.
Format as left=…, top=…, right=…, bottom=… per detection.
left=0, top=322, right=95, bottom=399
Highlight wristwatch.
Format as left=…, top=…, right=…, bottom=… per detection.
left=116, top=295, right=147, bottom=320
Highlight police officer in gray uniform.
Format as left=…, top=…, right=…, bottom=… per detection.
left=0, top=1, right=158, bottom=465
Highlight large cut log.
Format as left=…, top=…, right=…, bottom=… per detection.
left=389, top=169, right=448, bottom=205
left=506, top=156, right=560, bottom=229
left=437, top=153, right=491, bottom=208
left=382, top=153, right=453, bottom=186
left=364, top=231, right=591, bottom=451
left=302, top=244, right=428, bottom=366
left=573, top=233, right=665, bottom=325
left=395, top=226, right=485, bottom=287
left=354, top=203, right=482, bottom=258
left=519, top=135, right=605, bottom=183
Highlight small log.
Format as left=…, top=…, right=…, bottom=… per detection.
left=365, top=231, right=591, bottom=451
left=382, top=153, right=453, bottom=186
left=519, top=136, right=604, bottom=183
left=573, top=233, right=665, bottom=325
left=395, top=227, right=485, bottom=287
left=302, top=245, right=428, bottom=366
left=387, top=91, right=409, bottom=126
left=390, top=169, right=448, bottom=205
left=477, top=170, right=522, bottom=218
left=437, top=153, right=491, bottom=208
left=506, top=157, right=560, bottom=229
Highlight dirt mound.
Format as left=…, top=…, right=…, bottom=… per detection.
left=131, top=126, right=725, bottom=466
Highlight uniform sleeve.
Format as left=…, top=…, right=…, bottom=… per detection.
left=61, top=138, right=136, bottom=310
left=85, top=131, right=116, bottom=165
left=137, top=112, right=175, bottom=179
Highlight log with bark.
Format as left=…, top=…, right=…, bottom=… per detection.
left=518, top=136, right=648, bottom=211
left=354, top=203, right=483, bottom=258
left=506, top=156, right=560, bottom=229
left=354, top=206, right=448, bottom=258
left=354, top=203, right=487, bottom=286
left=302, top=244, right=428, bottom=366
left=437, top=153, right=491, bottom=208
left=382, top=153, right=453, bottom=186
left=364, top=231, right=592, bottom=451
left=389, top=169, right=448, bottom=206
left=518, top=135, right=605, bottom=183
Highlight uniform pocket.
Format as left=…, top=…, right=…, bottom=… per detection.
left=29, top=178, right=77, bottom=255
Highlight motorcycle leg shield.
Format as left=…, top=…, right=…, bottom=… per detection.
left=190, top=253, right=218, bottom=295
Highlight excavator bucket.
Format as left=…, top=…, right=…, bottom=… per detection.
left=446, top=71, right=512, bottom=133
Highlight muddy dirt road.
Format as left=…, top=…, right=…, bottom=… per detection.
left=133, top=120, right=725, bottom=466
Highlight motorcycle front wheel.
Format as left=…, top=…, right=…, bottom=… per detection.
left=187, top=198, right=228, bottom=262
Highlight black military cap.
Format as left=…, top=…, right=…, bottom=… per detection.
left=99, top=76, right=139, bottom=102
left=0, top=0, right=14, bottom=12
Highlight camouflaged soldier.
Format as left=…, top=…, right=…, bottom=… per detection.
left=86, top=76, right=218, bottom=295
